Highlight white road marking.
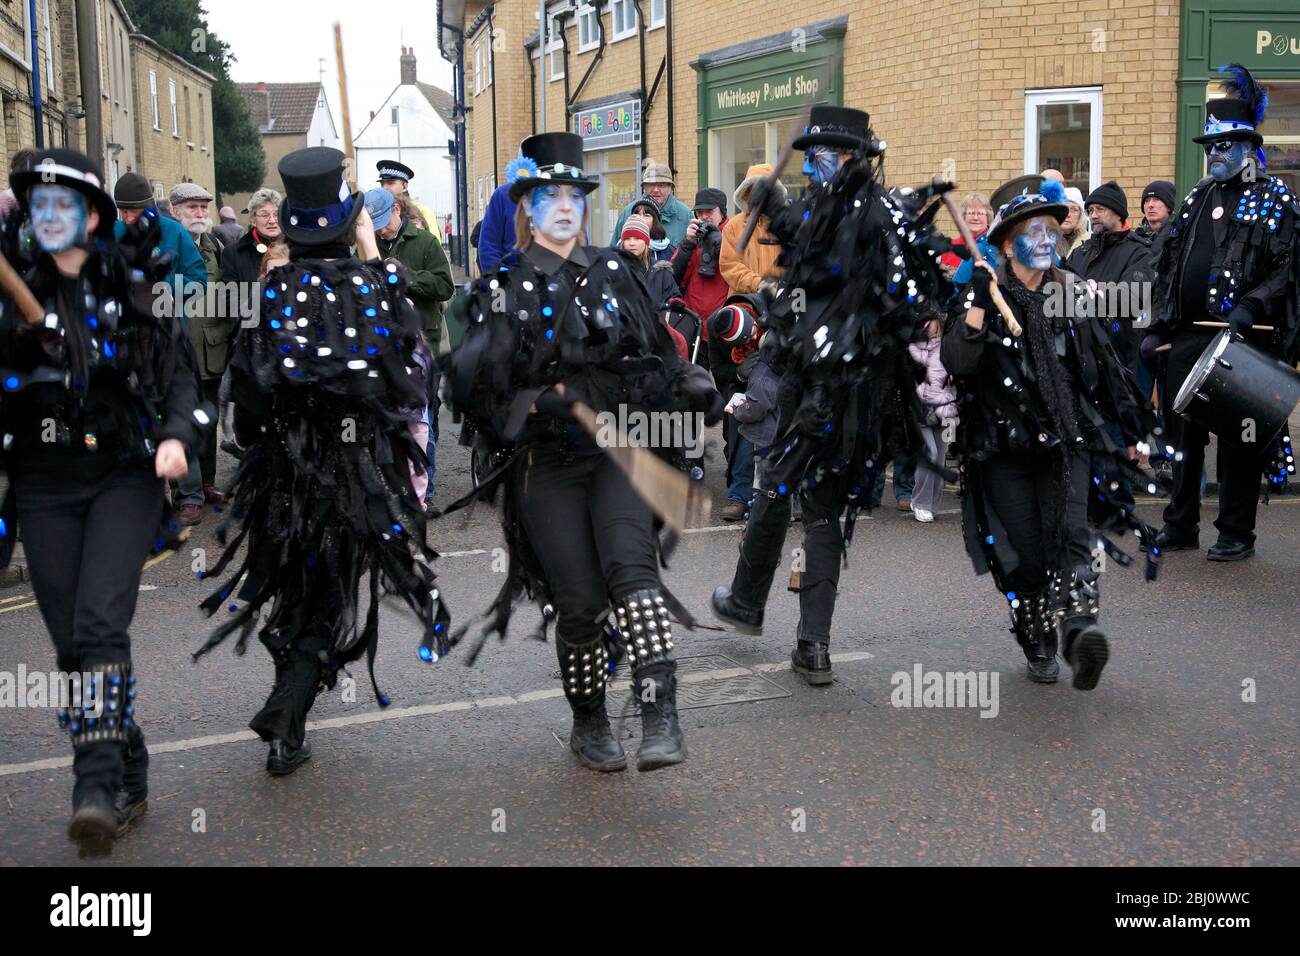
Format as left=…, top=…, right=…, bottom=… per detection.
left=0, top=651, right=874, bottom=778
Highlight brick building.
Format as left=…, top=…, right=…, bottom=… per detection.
left=129, top=32, right=217, bottom=200
left=2, top=0, right=215, bottom=196
left=224, top=81, right=339, bottom=216
left=438, top=0, right=1299, bottom=272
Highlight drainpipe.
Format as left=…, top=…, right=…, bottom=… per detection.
left=665, top=0, right=674, bottom=173
left=487, top=6, right=500, bottom=187
left=556, top=10, right=573, bottom=126
left=632, top=0, right=646, bottom=146
left=567, top=0, right=606, bottom=111
left=75, top=0, right=102, bottom=165
left=28, top=0, right=44, bottom=147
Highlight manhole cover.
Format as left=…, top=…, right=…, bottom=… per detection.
left=603, top=653, right=790, bottom=715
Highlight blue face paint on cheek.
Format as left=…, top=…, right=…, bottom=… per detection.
left=30, top=185, right=88, bottom=253
left=1209, top=141, right=1252, bottom=182
left=529, top=186, right=584, bottom=241
left=803, top=148, right=839, bottom=186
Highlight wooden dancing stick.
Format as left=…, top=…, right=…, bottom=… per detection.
left=0, top=249, right=45, bottom=325
left=936, top=175, right=1022, bottom=337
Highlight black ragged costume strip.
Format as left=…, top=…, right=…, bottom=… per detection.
left=752, top=160, right=950, bottom=545
left=194, top=257, right=450, bottom=704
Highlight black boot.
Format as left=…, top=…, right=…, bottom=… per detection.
left=1011, top=593, right=1059, bottom=683
left=711, top=586, right=763, bottom=634
left=252, top=643, right=323, bottom=774
left=614, top=590, right=686, bottom=770
left=1052, top=571, right=1108, bottom=691
left=63, top=663, right=133, bottom=856
left=558, top=635, right=625, bottom=772
left=712, top=491, right=793, bottom=635
left=791, top=638, right=833, bottom=686
left=267, top=738, right=313, bottom=775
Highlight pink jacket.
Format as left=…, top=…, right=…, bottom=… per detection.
left=909, top=336, right=959, bottom=425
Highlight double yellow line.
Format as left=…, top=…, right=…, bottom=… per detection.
left=0, top=527, right=189, bottom=615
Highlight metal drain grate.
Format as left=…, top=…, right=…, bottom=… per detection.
left=603, top=653, right=791, bottom=715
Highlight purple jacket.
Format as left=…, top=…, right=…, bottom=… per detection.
left=909, top=336, right=959, bottom=425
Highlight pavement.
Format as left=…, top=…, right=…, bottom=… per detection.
left=0, top=402, right=1296, bottom=866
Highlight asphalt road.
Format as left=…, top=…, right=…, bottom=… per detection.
left=1, top=408, right=1296, bottom=866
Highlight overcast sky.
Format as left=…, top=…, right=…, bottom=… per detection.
left=202, top=0, right=456, bottom=142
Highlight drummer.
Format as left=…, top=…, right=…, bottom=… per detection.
left=1145, top=63, right=1300, bottom=562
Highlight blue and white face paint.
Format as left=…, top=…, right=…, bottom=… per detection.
left=30, top=184, right=90, bottom=254
left=802, top=147, right=842, bottom=187
left=1012, top=216, right=1059, bottom=272
left=528, top=184, right=585, bottom=243
left=1204, top=139, right=1253, bottom=183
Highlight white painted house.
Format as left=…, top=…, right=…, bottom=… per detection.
left=354, top=48, right=457, bottom=226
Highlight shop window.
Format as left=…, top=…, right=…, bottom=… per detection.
left=577, top=5, right=599, bottom=52
left=610, top=0, right=637, bottom=41
left=1024, top=87, right=1102, bottom=195
left=1208, top=79, right=1299, bottom=193
left=709, top=119, right=810, bottom=215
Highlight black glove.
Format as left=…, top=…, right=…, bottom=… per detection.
left=1139, top=332, right=1168, bottom=364
left=968, top=265, right=995, bottom=312
left=678, top=365, right=724, bottom=426
left=747, top=176, right=785, bottom=221
left=533, top=385, right=578, bottom=421
left=1226, top=303, right=1256, bottom=336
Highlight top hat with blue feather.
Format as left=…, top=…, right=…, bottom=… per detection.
left=1194, top=63, right=1268, bottom=148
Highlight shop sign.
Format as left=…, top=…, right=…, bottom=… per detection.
left=575, top=99, right=641, bottom=151
left=709, top=68, right=825, bottom=123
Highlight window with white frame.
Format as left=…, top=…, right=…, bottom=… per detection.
left=473, top=42, right=483, bottom=95
left=577, top=4, right=599, bottom=52
left=547, top=14, right=564, bottom=81
left=149, top=71, right=159, bottom=129
left=169, top=78, right=178, bottom=136
left=1024, top=87, right=1102, bottom=195
left=649, top=0, right=665, bottom=28
left=611, top=0, right=637, bottom=40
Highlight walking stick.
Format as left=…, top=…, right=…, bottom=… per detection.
left=935, top=175, right=1022, bottom=337
left=0, top=250, right=45, bottom=325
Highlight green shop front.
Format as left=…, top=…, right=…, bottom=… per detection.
left=1178, top=0, right=1300, bottom=193
left=691, top=16, right=845, bottom=213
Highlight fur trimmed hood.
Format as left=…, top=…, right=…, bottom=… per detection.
left=734, top=163, right=788, bottom=210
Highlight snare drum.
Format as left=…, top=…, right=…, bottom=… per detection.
left=1173, top=331, right=1300, bottom=448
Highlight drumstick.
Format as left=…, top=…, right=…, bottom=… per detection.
left=936, top=178, right=1022, bottom=337
left=1193, top=320, right=1274, bottom=331
left=0, top=249, right=45, bottom=325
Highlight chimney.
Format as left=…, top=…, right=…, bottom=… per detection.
left=250, top=82, right=271, bottom=129
left=400, top=46, right=417, bottom=86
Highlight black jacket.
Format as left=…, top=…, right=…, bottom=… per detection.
left=220, top=227, right=273, bottom=285
left=1151, top=174, right=1300, bottom=361
left=1065, top=228, right=1153, bottom=370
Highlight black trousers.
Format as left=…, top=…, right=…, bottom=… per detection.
left=13, top=457, right=162, bottom=805
left=729, top=469, right=849, bottom=644
left=249, top=630, right=328, bottom=749
left=978, top=449, right=1092, bottom=595
left=198, top=376, right=221, bottom=486
left=517, top=448, right=661, bottom=648
left=1162, top=329, right=1266, bottom=546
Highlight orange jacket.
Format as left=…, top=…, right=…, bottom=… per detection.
left=721, top=212, right=784, bottom=295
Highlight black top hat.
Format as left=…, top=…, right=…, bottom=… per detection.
left=988, top=177, right=1069, bottom=247
left=1194, top=64, right=1267, bottom=147
left=377, top=159, right=415, bottom=183
left=988, top=174, right=1044, bottom=215
left=278, top=147, right=363, bottom=246
left=792, top=105, right=876, bottom=152
left=12, top=148, right=117, bottom=238
left=505, top=132, right=600, bottom=202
